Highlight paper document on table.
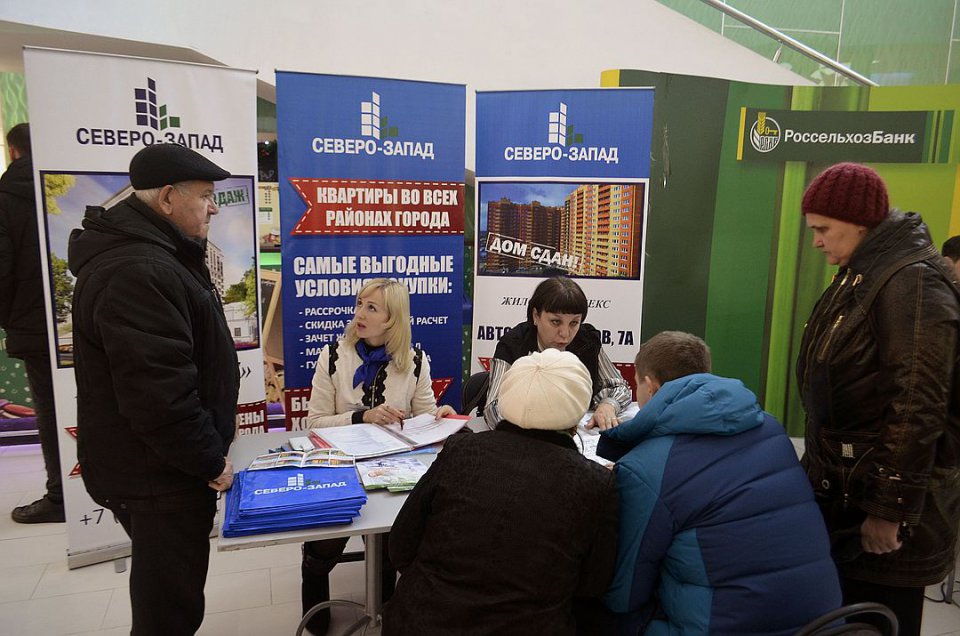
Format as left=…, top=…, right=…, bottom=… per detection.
left=575, top=427, right=612, bottom=468
left=312, top=415, right=467, bottom=459
left=312, top=424, right=410, bottom=459
left=383, top=414, right=468, bottom=448
left=574, top=405, right=640, bottom=468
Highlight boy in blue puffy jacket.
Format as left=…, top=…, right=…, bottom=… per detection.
left=597, top=331, right=841, bottom=635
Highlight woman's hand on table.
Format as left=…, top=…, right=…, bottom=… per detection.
left=364, top=404, right=406, bottom=426
left=586, top=402, right=619, bottom=431
left=435, top=404, right=456, bottom=420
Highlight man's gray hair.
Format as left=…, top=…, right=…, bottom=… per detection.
left=134, top=187, right=163, bottom=206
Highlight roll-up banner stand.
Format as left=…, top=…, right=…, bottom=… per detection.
left=472, top=89, right=655, bottom=392
left=277, top=73, right=466, bottom=429
left=24, top=47, right=263, bottom=568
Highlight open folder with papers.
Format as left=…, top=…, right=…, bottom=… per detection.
left=310, top=414, right=468, bottom=459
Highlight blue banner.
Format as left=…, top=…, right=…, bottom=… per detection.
left=278, top=73, right=466, bottom=429
left=476, top=89, right=654, bottom=179
left=472, top=89, right=654, bottom=395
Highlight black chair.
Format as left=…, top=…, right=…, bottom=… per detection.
left=794, top=602, right=898, bottom=636
left=460, top=371, right=489, bottom=416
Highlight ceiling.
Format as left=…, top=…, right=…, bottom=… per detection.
left=0, top=20, right=276, bottom=102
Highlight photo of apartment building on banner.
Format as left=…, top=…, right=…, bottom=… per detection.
left=479, top=181, right=645, bottom=279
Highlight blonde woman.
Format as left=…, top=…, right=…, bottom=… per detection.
left=306, top=277, right=453, bottom=428
left=301, top=278, right=454, bottom=634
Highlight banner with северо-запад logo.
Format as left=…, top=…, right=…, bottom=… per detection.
left=276, top=72, right=466, bottom=429
left=472, top=89, right=654, bottom=396
left=24, top=47, right=263, bottom=567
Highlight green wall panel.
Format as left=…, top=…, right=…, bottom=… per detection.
left=881, top=165, right=956, bottom=245
left=616, top=70, right=731, bottom=342
left=866, top=85, right=960, bottom=246
left=612, top=68, right=960, bottom=435
left=706, top=81, right=790, bottom=396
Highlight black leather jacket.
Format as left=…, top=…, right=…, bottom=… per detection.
left=797, top=210, right=960, bottom=586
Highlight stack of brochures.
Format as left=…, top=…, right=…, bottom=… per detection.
left=222, top=451, right=367, bottom=537
left=355, top=456, right=432, bottom=492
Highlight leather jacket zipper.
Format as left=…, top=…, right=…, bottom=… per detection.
left=828, top=270, right=850, bottom=306
left=817, top=314, right=844, bottom=363
left=802, top=270, right=854, bottom=392
left=808, top=271, right=851, bottom=366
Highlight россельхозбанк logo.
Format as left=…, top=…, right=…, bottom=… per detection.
left=750, top=112, right=780, bottom=153
left=548, top=102, right=584, bottom=147
left=361, top=92, right=398, bottom=140
left=134, top=77, right=181, bottom=131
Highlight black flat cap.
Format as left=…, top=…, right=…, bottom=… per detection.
left=128, top=143, right=231, bottom=189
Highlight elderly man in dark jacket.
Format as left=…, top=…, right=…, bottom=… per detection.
left=798, top=162, right=960, bottom=636
left=69, top=143, right=239, bottom=636
left=0, top=123, right=65, bottom=524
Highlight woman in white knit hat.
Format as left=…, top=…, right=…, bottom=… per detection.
left=382, top=349, right=619, bottom=636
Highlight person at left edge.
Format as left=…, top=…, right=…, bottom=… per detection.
left=69, top=143, right=238, bottom=636
left=0, top=123, right=65, bottom=524
left=302, top=277, right=456, bottom=635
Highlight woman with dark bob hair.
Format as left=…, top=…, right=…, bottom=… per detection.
left=483, top=276, right=631, bottom=430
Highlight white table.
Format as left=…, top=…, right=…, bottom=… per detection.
left=218, top=430, right=437, bottom=629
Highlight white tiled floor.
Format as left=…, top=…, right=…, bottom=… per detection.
left=2, top=442, right=958, bottom=635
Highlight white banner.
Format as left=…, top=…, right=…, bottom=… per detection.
left=24, top=48, right=264, bottom=567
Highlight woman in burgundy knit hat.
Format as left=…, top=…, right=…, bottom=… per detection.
left=796, top=162, right=960, bottom=636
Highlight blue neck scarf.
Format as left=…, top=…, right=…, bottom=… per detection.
left=353, top=340, right=391, bottom=389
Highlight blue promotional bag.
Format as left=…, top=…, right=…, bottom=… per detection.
left=223, top=467, right=367, bottom=537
